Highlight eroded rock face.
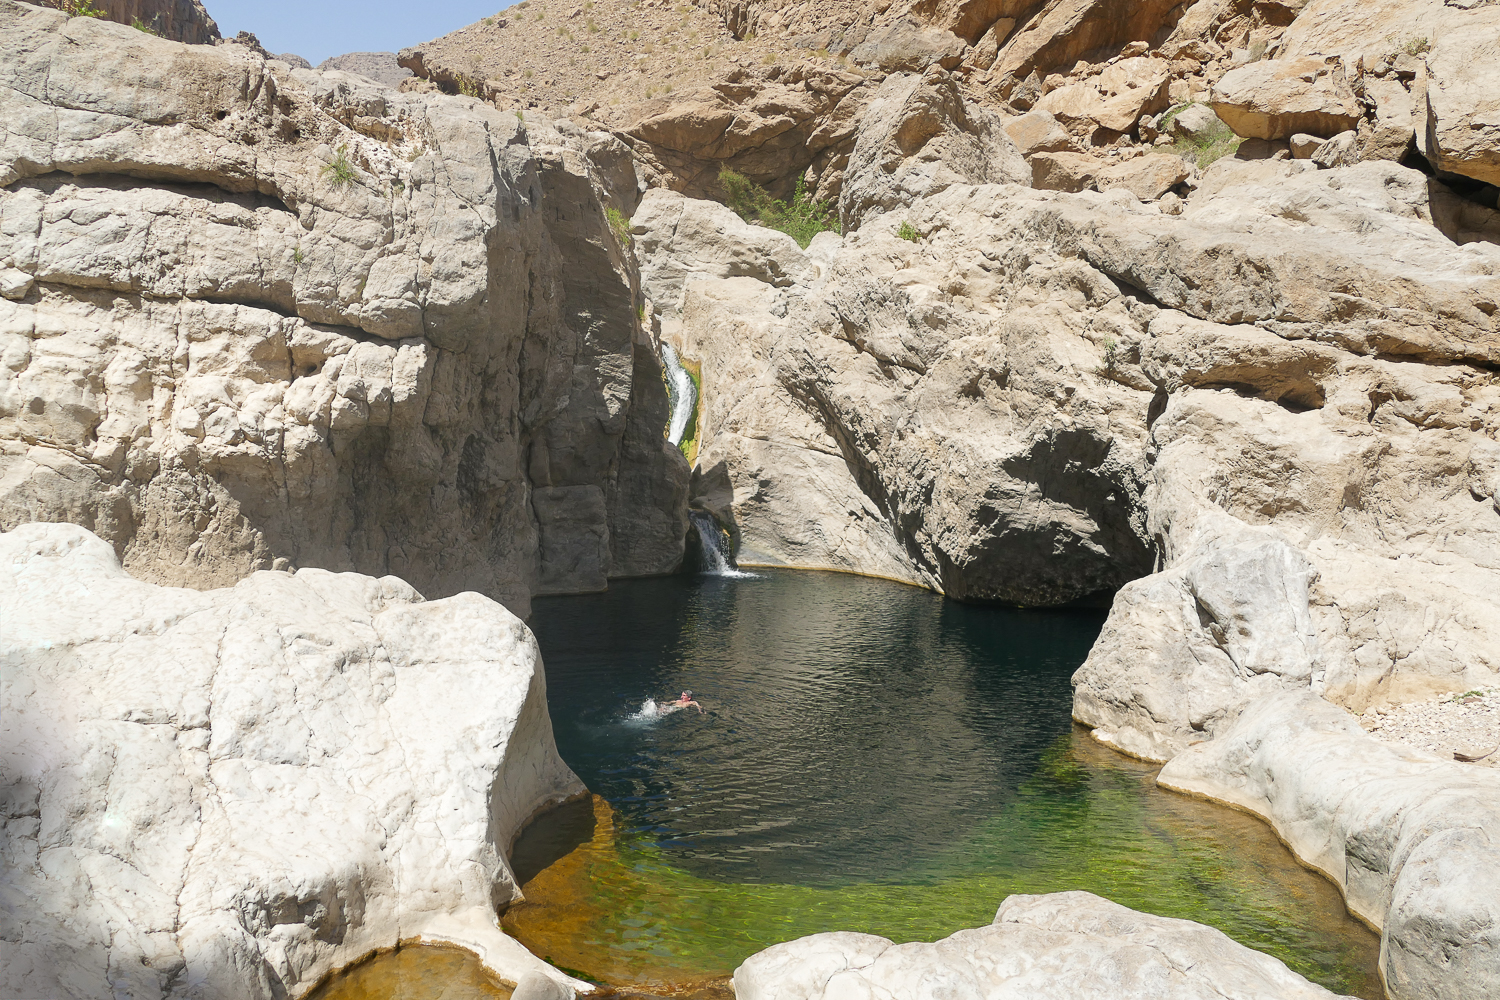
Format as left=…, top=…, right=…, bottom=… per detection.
left=1209, top=56, right=1363, bottom=140
left=735, top=891, right=1352, bottom=1000
left=1160, top=691, right=1500, bottom=1000
left=0, top=522, right=587, bottom=1000
left=0, top=3, right=689, bottom=617
left=839, top=70, right=1029, bottom=229
left=19, top=0, right=220, bottom=43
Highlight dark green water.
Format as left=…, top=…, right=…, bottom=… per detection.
left=505, top=569, right=1381, bottom=996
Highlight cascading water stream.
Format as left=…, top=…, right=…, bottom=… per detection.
left=690, top=509, right=754, bottom=578
left=662, top=343, right=696, bottom=447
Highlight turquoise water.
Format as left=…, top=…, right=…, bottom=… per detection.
left=508, top=570, right=1381, bottom=996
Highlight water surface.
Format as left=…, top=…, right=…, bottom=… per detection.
left=507, top=570, right=1381, bottom=996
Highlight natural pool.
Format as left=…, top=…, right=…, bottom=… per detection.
left=498, top=569, right=1381, bottom=998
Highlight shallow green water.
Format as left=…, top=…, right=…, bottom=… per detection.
left=505, top=570, right=1381, bottom=996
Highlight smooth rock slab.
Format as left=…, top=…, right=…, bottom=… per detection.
left=0, top=522, right=586, bottom=1000
left=1159, top=690, right=1500, bottom=1000
left=735, top=891, right=1352, bottom=1000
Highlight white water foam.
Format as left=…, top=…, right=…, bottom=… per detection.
left=691, top=510, right=758, bottom=579
left=662, top=343, right=697, bottom=447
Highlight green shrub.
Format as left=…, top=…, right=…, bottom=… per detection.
left=678, top=362, right=702, bottom=462
left=897, top=220, right=921, bottom=242
left=1169, top=115, right=1241, bottom=169
left=320, top=144, right=358, bottom=189
left=719, top=168, right=837, bottom=249
left=605, top=206, right=632, bottom=247
left=292, top=246, right=305, bottom=264
left=131, top=15, right=161, bottom=34
left=60, top=0, right=105, bottom=15
left=1099, top=337, right=1120, bottom=374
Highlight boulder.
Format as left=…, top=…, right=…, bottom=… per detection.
left=1209, top=56, right=1364, bottom=139
left=0, top=2, right=689, bottom=617
left=627, top=64, right=870, bottom=203
left=1003, top=109, right=1080, bottom=154
left=988, top=0, right=1186, bottom=100
left=1290, top=132, right=1323, bottom=158
left=849, top=20, right=968, bottom=72
left=838, top=71, right=1029, bottom=230
left=1311, top=129, right=1359, bottom=168
left=0, top=522, right=587, bottom=1000
left=1094, top=153, right=1193, bottom=200
left=1035, top=57, right=1172, bottom=134
left=1168, top=103, right=1226, bottom=142
left=735, top=891, right=1352, bottom=1000
left=50, top=0, right=219, bottom=43
left=1423, top=8, right=1500, bottom=186
left=1029, top=150, right=1099, bottom=190
left=1160, top=690, right=1500, bottom=1000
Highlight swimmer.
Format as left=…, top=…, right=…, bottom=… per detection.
left=671, top=690, right=704, bottom=714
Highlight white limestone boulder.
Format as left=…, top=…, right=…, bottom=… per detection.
left=1160, top=690, right=1500, bottom=1000
left=735, top=891, right=1353, bottom=1000
left=0, top=521, right=586, bottom=1000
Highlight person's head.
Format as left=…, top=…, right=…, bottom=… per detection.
left=681, top=690, right=692, bottom=700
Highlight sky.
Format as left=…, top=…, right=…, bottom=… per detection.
left=207, top=0, right=517, bottom=65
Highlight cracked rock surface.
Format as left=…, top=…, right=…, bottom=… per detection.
left=0, top=2, right=689, bottom=618
left=0, top=521, right=586, bottom=1000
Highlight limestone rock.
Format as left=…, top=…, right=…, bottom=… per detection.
left=316, top=52, right=413, bottom=89
left=1003, top=109, right=1080, bottom=155
left=1168, top=103, right=1226, bottom=142
left=0, top=522, right=587, bottom=1000
left=988, top=0, right=1186, bottom=102
left=839, top=70, right=1029, bottom=230
left=735, top=891, right=1353, bottom=1000
left=1423, top=7, right=1500, bottom=186
left=1210, top=56, right=1363, bottom=139
left=627, top=65, right=871, bottom=204
left=1093, top=153, right=1193, bottom=201
left=1159, top=691, right=1500, bottom=1000
left=0, top=2, right=689, bottom=617
left=1028, top=150, right=1099, bottom=191
left=1035, top=57, right=1172, bottom=134
left=849, top=19, right=968, bottom=72
left=1311, top=129, right=1359, bottom=168
left=19, top=0, right=219, bottom=42
left=1290, top=132, right=1323, bottom=158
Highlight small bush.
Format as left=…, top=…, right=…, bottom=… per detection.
left=605, top=206, right=632, bottom=247
left=131, top=15, right=162, bottom=34
left=1099, top=337, right=1120, bottom=374
left=456, top=75, right=482, bottom=98
left=320, top=144, right=358, bottom=189
left=897, top=220, right=921, bottom=242
left=1402, top=36, right=1431, bottom=56
left=720, top=168, right=837, bottom=249
left=292, top=247, right=305, bottom=264
left=60, top=0, right=105, bottom=16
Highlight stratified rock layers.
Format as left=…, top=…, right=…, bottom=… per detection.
left=0, top=3, right=689, bottom=618
left=0, top=521, right=587, bottom=1000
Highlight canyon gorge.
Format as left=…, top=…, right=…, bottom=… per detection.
left=3, top=0, right=1499, bottom=998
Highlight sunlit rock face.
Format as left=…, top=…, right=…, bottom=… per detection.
left=0, top=2, right=688, bottom=618
left=0, top=521, right=586, bottom=1000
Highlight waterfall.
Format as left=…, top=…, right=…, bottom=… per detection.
left=662, top=343, right=696, bottom=446
left=690, top=509, right=755, bottom=578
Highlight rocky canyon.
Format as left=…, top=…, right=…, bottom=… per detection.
left=3, top=0, right=1499, bottom=998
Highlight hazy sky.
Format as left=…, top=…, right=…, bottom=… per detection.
left=207, top=0, right=517, bottom=65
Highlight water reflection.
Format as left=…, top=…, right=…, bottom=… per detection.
left=520, top=571, right=1382, bottom=997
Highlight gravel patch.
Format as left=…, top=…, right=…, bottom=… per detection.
left=1359, top=687, right=1500, bottom=768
